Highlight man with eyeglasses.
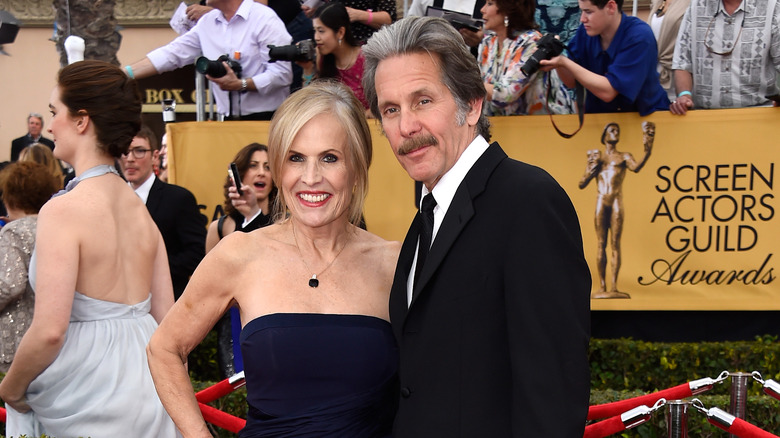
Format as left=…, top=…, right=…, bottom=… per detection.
left=669, top=0, right=780, bottom=115
left=119, top=125, right=207, bottom=300
left=10, top=113, right=56, bottom=162
left=540, top=0, right=670, bottom=115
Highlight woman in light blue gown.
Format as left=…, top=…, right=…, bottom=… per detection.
left=0, top=60, right=180, bottom=438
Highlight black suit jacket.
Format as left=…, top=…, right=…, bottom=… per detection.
left=11, top=135, right=55, bottom=161
left=146, top=177, right=207, bottom=299
left=389, top=142, right=591, bottom=437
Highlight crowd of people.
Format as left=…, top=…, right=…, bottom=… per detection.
left=0, top=0, right=777, bottom=435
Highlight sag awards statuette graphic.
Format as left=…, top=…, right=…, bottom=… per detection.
left=580, top=122, right=655, bottom=299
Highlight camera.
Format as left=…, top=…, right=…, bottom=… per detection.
left=195, top=54, right=242, bottom=78
left=520, top=34, right=565, bottom=77
left=268, top=39, right=316, bottom=63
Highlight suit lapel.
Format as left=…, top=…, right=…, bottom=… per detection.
left=145, top=177, right=163, bottom=214
left=389, top=213, right=423, bottom=334
left=409, top=142, right=507, bottom=308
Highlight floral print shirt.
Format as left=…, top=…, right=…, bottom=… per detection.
left=479, top=29, right=575, bottom=115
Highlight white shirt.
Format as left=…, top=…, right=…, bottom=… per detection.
left=147, top=0, right=293, bottom=116
left=408, top=0, right=480, bottom=16
left=406, top=135, right=491, bottom=306
left=132, top=173, right=156, bottom=204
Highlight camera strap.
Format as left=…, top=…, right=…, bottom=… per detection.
left=545, top=74, right=585, bottom=139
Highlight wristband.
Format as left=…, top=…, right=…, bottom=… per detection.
left=125, top=65, right=134, bottom=79
left=677, top=90, right=692, bottom=98
left=367, top=9, right=373, bottom=24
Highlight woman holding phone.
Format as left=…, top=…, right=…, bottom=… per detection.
left=205, top=142, right=276, bottom=378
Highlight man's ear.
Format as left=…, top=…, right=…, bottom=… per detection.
left=606, top=0, right=618, bottom=14
left=466, top=97, right=483, bottom=126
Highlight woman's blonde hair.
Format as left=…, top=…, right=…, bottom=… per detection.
left=268, top=80, right=372, bottom=226
left=19, top=143, right=65, bottom=190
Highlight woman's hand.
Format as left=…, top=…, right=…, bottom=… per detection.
left=0, top=379, right=31, bottom=413
left=228, top=184, right=260, bottom=220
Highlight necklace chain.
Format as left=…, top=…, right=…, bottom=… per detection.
left=292, top=223, right=349, bottom=288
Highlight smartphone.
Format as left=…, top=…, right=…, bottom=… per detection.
left=229, top=163, right=243, bottom=196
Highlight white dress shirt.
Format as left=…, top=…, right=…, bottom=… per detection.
left=406, top=135, right=491, bottom=306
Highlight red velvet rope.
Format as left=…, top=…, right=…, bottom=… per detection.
left=195, top=376, right=246, bottom=404
left=588, top=383, right=693, bottom=420
left=709, top=417, right=780, bottom=438
left=583, top=415, right=626, bottom=438
left=199, top=402, right=246, bottom=433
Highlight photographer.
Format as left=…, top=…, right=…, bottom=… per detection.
left=297, top=3, right=371, bottom=115
left=478, top=0, right=574, bottom=115
left=127, top=0, right=292, bottom=121
left=539, top=0, right=669, bottom=115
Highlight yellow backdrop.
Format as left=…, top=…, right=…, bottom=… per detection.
left=167, top=107, right=779, bottom=311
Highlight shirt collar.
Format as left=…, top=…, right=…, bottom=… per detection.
left=132, top=173, right=156, bottom=204
left=716, top=0, right=746, bottom=15
left=420, top=134, right=490, bottom=218
left=215, top=0, right=252, bottom=24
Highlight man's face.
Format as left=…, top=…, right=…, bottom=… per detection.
left=578, top=0, right=612, bottom=36
left=28, top=116, right=43, bottom=138
left=120, top=136, right=158, bottom=189
left=374, top=52, right=481, bottom=191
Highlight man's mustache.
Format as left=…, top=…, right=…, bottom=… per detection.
left=398, top=135, right=438, bottom=156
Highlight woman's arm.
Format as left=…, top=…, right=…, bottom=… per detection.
left=0, top=201, right=77, bottom=411
left=147, top=235, right=243, bottom=437
left=150, top=233, right=175, bottom=324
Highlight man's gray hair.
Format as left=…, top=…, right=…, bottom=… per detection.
left=362, top=16, right=490, bottom=140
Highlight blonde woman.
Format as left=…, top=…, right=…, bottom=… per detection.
left=19, top=143, right=65, bottom=190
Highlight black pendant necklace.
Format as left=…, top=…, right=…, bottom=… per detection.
left=292, top=223, right=350, bottom=288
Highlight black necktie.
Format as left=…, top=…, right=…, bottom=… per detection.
left=414, top=194, right=437, bottom=286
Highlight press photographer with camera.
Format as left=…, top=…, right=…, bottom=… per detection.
left=538, top=0, right=669, bottom=115
left=126, top=0, right=293, bottom=121
left=293, top=3, right=372, bottom=114
left=478, top=0, right=575, bottom=115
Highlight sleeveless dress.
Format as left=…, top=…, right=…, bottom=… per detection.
left=4, top=252, right=180, bottom=438
left=239, top=313, right=398, bottom=437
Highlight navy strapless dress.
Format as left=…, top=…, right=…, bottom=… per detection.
left=239, top=313, right=398, bottom=437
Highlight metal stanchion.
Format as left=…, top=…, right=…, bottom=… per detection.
left=195, top=71, right=207, bottom=122
left=666, top=400, right=690, bottom=438
left=729, top=372, right=751, bottom=438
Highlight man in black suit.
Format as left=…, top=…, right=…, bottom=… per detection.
left=363, top=17, right=591, bottom=437
left=10, top=113, right=55, bottom=161
left=119, top=125, right=206, bottom=299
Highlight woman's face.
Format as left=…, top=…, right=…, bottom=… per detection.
left=47, top=86, right=79, bottom=162
left=243, top=150, right=273, bottom=202
left=281, top=113, right=354, bottom=229
left=480, top=0, right=504, bottom=32
left=313, top=18, right=341, bottom=56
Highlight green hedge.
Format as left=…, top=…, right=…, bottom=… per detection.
left=5, top=336, right=780, bottom=437
left=589, top=336, right=780, bottom=393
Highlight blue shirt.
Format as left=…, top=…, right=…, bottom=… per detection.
left=568, top=14, right=669, bottom=115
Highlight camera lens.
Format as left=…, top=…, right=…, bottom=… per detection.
left=195, top=56, right=228, bottom=77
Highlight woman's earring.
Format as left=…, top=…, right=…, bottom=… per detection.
left=503, top=16, right=509, bottom=28
left=338, top=38, right=342, bottom=46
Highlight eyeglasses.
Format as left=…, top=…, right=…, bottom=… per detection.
left=704, top=13, right=744, bottom=56
left=123, top=148, right=152, bottom=159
